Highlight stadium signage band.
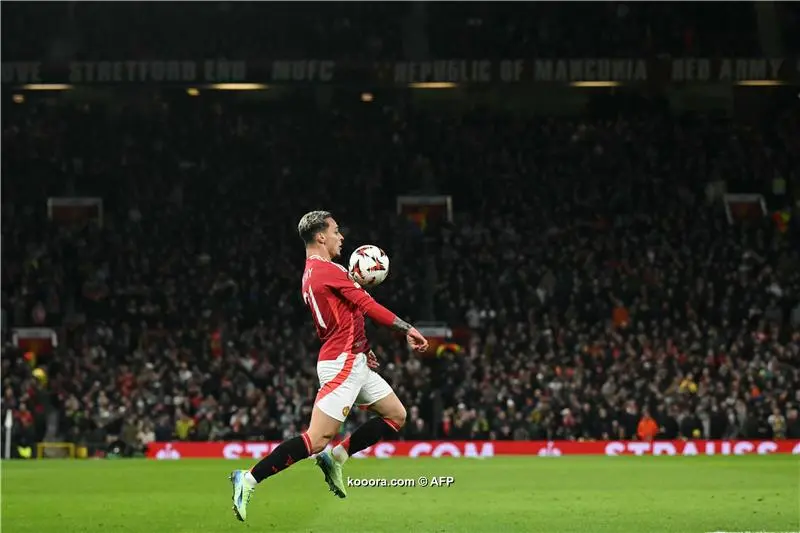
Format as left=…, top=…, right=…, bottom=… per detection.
left=147, top=440, right=800, bottom=460
left=3, top=57, right=799, bottom=85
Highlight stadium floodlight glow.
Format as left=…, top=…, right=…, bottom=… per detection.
left=22, top=84, right=73, bottom=90
left=408, top=82, right=457, bottom=89
left=736, top=80, right=783, bottom=87
left=569, top=81, right=621, bottom=88
left=208, top=83, right=269, bottom=90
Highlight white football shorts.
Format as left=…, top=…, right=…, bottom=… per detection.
left=315, top=352, right=394, bottom=422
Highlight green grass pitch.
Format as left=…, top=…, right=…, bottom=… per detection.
left=2, top=456, right=798, bottom=532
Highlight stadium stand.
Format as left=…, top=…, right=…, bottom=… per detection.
left=0, top=2, right=406, bottom=60
left=1, top=3, right=799, bottom=458
left=3, top=95, right=798, bottom=456
left=426, top=3, right=761, bottom=57
left=1, top=2, right=770, bottom=60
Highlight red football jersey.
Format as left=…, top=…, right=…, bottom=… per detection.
left=302, top=256, right=375, bottom=361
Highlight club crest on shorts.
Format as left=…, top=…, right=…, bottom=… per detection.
left=342, top=406, right=351, bottom=417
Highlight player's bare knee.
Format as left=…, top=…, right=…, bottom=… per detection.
left=388, top=405, right=407, bottom=429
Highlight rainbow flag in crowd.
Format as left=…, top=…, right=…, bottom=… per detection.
left=436, top=343, right=463, bottom=357
left=408, top=210, right=428, bottom=231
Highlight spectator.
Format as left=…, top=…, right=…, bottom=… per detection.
left=768, top=406, right=787, bottom=439
left=637, top=409, right=659, bottom=441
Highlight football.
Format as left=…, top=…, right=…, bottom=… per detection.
left=348, top=245, right=390, bottom=287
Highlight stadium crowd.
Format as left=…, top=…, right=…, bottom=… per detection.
left=2, top=90, right=798, bottom=458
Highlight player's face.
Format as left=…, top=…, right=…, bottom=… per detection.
left=323, top=218, right=344, bottom=258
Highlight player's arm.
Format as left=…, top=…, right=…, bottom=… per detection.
left=359, top=298, right=428, bottom=352
left=325, top=266, right=428, bottom=350
left=326, top=268, right=399, bottom=328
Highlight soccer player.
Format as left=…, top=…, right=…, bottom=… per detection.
left=229, top=210, right=429, bottom=522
